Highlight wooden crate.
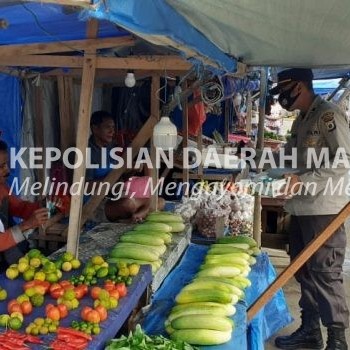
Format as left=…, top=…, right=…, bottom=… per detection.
left=31, top=213, right=67, bottom=252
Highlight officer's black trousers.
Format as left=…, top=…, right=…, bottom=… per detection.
left=289, top=215, right=349, bottom=328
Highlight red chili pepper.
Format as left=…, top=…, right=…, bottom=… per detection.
left=1, top=342, right=27, bottom=350
left=57, top=327, right=92, bottom=341
left=4, top=330, right=26, bottom=339
left=1, top=337, right=25, bottom=346
left=25, top=334, right=44, bottom=344
left=51, top=340, right=79, bottom=350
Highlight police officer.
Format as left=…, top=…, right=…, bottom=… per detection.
left=270, top=69, right=349, bottom=350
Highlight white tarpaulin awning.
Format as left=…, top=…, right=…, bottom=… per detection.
left=166, top=0, right=350, bottom=69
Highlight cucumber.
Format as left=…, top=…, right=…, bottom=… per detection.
left=175, top=289, right=238, bottom=305
left=146, top=212, right=183, bottom=223
left=170, top=302, right=236, bottom=317
left=167, top=222, right=186, bottom=233
left=182, top=280, right=243, bottom=298
left=196, top=266, right=241, bottom=278
left=200, top=263, right=247, bottom=273
left=211, top=243, right=251, bottom=250
left=112, top=242, right=166, bottom=256
left=120, top=234, right=165, bottom=246
left=134, top=222, right=172, bottom=233
left=171, top=329, right=232, bottom=345
left=207, top=246, right=248, bottom=255
left=168, top=303, right=236, bottom=323
left=125, top=230, right=172, bottom=244
left=171, top=315, right=233, bottom=332
left=205, top=255, right=249, bottom=266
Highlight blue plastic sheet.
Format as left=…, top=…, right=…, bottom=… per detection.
left=143, top=244, right=293, bottom=350
left=246, top=253, right=293, bottom=350
left=0, top=265, right=152, bottom=350
left=0, top=73, right=22, bottom=190
left=85, top=0, right=236, bottom=73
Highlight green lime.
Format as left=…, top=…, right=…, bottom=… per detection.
left=8, top=317, right=22, bottom=330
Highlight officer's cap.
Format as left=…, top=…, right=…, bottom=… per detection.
left=270, top=68, right=314, bottom=95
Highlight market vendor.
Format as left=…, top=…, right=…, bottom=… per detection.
left=0, top=140, right=48, bottom=266
left=86, top=110, right=164, bottom=223
left=269, top=69, right=349, bottom=350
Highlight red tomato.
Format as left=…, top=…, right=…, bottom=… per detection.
left=57, top=304, right=68, bottom=319
left=45, top=303, right=55, bottom=314
left=80, top=306, right=93, bottom=321
left=59, top=280, right=72, bottom=289
left=86, top=310, right=100, bottom=324
left=50, top=283, right=62, bottom=293
left=104, top=281, right=115, bottom=292
left=51, top=287, right=64, bottom=299
left=115, top=283, right=127, bottom=298
left=94, top=306, right=107, bottom=322
left=74, top=285, right=87, bottom=300
left=23, top=281, right=36, bottom=290
left=8, top=303, right=22, bottom=314
left=108, top=289, right=119, bottom=300
left=21, top=301, right=33, bottom=315
left=90, top=287, right=102, bottom=300
left=47, top=306, right=61, bottom=321
left=40, top=281, right=50, bottom=292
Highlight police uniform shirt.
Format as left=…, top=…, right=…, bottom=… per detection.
left=284, top=95, right=350, bottom=215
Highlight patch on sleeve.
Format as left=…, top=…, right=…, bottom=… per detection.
left=321, top=112, right=336, bottom=132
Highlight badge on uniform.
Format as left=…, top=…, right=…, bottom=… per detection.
left=322, top=112, right=336, bottom=132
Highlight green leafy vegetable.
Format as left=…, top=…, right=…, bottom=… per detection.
left=105, top=325, right=199, bottom=350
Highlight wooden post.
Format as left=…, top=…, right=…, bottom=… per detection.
left=246, top=91, right=252, bottom=136
left=150, top=74, right=160, bottom=211
left=224, top=99, right=230, bottom=142
left=182, top=80, right=189, bottom=196
left=248, top=201, right=350, bottom=320
left=253, top=68, right=268, bottom=247
left=66, top=19, right=98, bottom=256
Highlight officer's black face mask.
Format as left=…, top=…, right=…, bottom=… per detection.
left=278, top=83, right=300, bottom=110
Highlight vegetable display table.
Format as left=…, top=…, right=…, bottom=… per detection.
left=143, top=244, right=292, bottom=350
left=0, top=265, right=152, bottom=350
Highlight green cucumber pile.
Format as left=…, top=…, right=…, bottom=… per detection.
left=108, top=212, right=185, bottom=274
left=165, top=235, right=260, bottom=346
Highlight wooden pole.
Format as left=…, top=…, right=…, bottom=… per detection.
left=150, top=75, right=160, bottom=211
left=248, top=201, right=350, bottom=321
left=224, top=99, right=230, bottom=142
left=253, top=68, right=268, bottom=247
left=66, top=19, right=98, bottom=256
left=246, top=91, right=252, bottom=136
left=182, top=80, right=189, bottom=195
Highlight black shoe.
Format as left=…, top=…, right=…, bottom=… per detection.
left=325, top=327, right=348, bottom=350
left=275, top=327, right=324, bottom=350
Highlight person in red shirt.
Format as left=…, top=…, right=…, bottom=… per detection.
left=0, top=140, right=48, bottom=260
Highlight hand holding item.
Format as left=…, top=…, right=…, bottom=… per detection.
left=20, top=208, right=49, bottom=232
